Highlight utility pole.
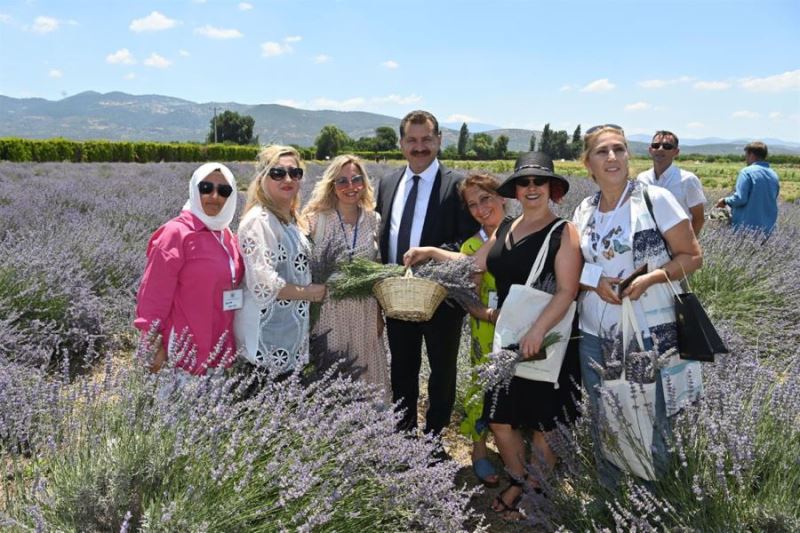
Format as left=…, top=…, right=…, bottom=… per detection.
left=213, top=106, right=218, bottom=143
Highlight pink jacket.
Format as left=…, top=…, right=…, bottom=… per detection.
left=135, top=210, right=245, bottom=374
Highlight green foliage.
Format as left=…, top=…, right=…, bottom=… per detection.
left=457, top=123, right=470, bottom=157
left=207, top=110, right=257, bottom=145
left=374, top=126, right=399, bottom=151
left=471, top=132, right=494, bottom=160
left=493, top=135, right=509, bottom=159
left=571, top=124, right=583, bottom=158
left=327, top=258, right=404, bottom=300
left=315, top=124, right=352, bottom=159
left=529, top=132, right=537, bottom=151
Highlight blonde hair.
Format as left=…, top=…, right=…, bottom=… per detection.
left=245, top=145, right=307, bottom=231
left=301, top=154, right=375, bottom=219
left=581, top=126, right=630, bottom=181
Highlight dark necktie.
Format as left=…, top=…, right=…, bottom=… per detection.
left=395, top=174, right=420, bottom=264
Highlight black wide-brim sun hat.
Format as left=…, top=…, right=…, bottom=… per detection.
left=496, top=151, right=570, bottom=199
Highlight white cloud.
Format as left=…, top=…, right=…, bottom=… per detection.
left=580, top=79, right=615, bottom=92
left=446, top=114, right=480, bottom=123
left=261, top=41, right=291, bottom=57
left=638, top=76, right=693, bottom=89
left=123, top=72, right=136, bottom=80
left=238, top=2, right=253, bottom=10
left=130, top=11, right=177, bottom=32
left=194, top=25, right=243, bottom=39
left=381, top=60, right=399, bottom=70
left=284, top=35, right=302, bottom=43
left=0, top=13, right=13, bottom=24
left=275, top=99, right=303, bottom=108
left=106, top=48, right=136, bottom=65
left=179, top=49, right=190, bottom=57
left=372, top=94, right=421, bottom=105
left=769, top=112, right=783, bottom=120
left=686, top=121, right=705, bottom=129
left=732, top=110, right=761, bottom=119
left=48, top=68, right=62, bottom=78
left=144, top=53, right=172, bottom=69
left=314, top=54, right=331, bottom=64
left=740, top=69, right=800, bottom=93
left=31, top=15, right=59, bottom=33
left=559, top=84, right=574, bottom=92
left=624, top=101, right=651, bottom=112
left=693, top=80, right=731, bottom=90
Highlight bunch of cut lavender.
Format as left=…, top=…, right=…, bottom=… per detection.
left=474, top=331, right=563, bottom=416
left=412, top=256, right=481, bottom=310
left=309, top=236, right=347, bottom=326
left=327, top=257, right=404, bottom=300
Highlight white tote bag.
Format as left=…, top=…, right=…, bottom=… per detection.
left=599, top=297, right=657, bottom=481
left=492, top=219, right=576, bottom=386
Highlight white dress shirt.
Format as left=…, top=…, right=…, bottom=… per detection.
left=388, top=159, right=440, bottom=264
left=637, top=163, right=707, bottom=220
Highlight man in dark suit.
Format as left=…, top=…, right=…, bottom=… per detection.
left=375, top=110, right=478, bottom=438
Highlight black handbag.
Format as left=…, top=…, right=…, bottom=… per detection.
left=673, top=291, right=729, bottom=362
left=643, top=186, right=728, bottom=362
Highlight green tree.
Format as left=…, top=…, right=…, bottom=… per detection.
left=493, top=135, right=510, bottom=159
left=441, top=145, right=459, bottom=159
left=570, top=125, right=583, bottom=159
left=529, top=133, right=537, bottom=151
left=207, top=110, right=257, bottom=145
left=457, top=123, right=470, bottom=157
left=471, top=132, right=494, bottom=160
left=374, top=126, right=398, bottom=151
left=315, top=125, right=351, bottom=159
left=552, top=130, right=570, bottom=159
left=538, top=124, right=553, bottom=157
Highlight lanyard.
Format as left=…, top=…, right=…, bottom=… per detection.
left=213, top=229, right=237, bottom=289
left=335, top=208, right=361, bottom=260
left=479, top=227, right=489, bottom=242
left=593, top=181, right=632, bottom=243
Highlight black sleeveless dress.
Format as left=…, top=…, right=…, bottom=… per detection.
left=483, top=216, right=581, bottom=430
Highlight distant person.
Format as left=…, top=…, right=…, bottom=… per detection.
left=135, top=163, right=244, bottom=375
left=375, top=110, right=478, bottom=446
left=301, top=154, right=390, bottom=400
left=235, top=145, right=326, bottom=379
left=715, top=141, right=780, bottom=235
left=636, top=130, right=706, bottom=235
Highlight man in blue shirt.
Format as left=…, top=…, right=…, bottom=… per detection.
left=716, top=141, right=780, bottom=234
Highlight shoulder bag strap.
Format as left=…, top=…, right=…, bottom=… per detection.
left=524, top=219, right=568, bottom=287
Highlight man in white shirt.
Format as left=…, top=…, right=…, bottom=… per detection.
left=375, top=110, right=478, bottom=443
left=637, top=130, right=706, bottom=235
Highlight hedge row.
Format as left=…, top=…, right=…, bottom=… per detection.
left=0, top=138, right=260, bottom=163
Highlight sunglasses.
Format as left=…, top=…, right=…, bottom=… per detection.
left=515, top=176, right=550, bottom=188
left=585, top=123, right=625, bottom=136
left=268, top=166, right=304, bottom=181
left=650, top=142, right=676, bottom=150
left=198, top=181, right=234, bottom=198
left=334, top=175, right=365, bottom=188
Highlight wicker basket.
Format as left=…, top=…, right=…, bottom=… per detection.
left=373, top=269, right=447, bottom=322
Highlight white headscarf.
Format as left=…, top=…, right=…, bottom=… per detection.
left=183, top=162, right=237, bottom=231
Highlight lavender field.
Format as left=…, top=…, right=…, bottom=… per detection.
left=1, top=162, right=799, bottom=531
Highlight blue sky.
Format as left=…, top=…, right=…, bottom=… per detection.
left=1, top=0, right=799, bottom=141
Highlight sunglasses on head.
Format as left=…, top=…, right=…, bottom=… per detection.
left=268, top=166, right=304, bottom=181
left=585, top=123, right=625, bottom=136
left=198, top=181, right=234, bottom=198
left=334, top=175, right=365, bottom=188
left=515, top=176, right=550, bottom=188
left=650, top=142, right=676, bottom=150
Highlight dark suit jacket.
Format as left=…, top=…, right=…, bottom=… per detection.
left=375, top=163, right=479, bottom=264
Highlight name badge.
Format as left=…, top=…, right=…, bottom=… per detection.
left=223, top=289, right=243, bottom=311
left=488, top=291, right=499, bottom=309
left=580, top=263, right=604, bottom=288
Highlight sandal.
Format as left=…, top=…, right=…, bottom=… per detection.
left=491, top=476, right=525, bottom=521
left=472, top=457, right=499, bottom=487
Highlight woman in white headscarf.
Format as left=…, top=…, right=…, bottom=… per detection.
left=135, top=163, right=245, bottom=375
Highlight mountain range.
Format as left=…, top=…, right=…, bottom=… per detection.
left=2, top=91, right=798, bottom=156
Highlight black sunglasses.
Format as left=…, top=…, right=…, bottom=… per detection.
left=515, top=176, right=550, bottom=188
left=334, top=175, right=365, bottom=188
left=650, top=142, right=676, bottom=150
left=585, top=124, right=625, bottom=136
left=198, top=181, right=234, bottom=198
left=268, top=166, right=304, bottom=181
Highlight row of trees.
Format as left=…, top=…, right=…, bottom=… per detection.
left=206, top=111, right=586, bottom=161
